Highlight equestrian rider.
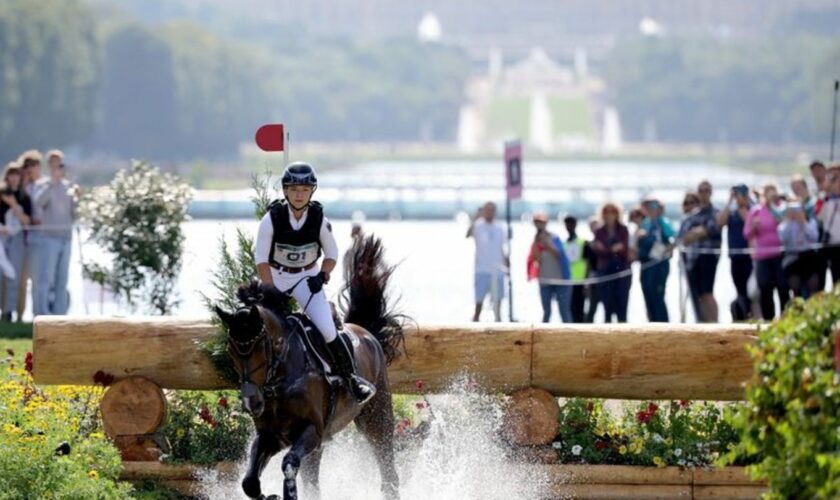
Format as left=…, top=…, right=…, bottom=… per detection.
left=254, top=162, right=376, bottom=404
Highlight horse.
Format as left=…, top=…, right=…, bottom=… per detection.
left=214, top=235, right=406, bottom=500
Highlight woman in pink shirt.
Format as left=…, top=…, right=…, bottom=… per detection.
left=744, top=183, right=788, bottom=320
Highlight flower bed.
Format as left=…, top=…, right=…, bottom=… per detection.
left=0, top=342, right=131, bottom=498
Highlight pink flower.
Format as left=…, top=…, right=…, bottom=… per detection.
left=415, top=401, right=427, bottom=410
left=415, top=379, right=425, bottom=390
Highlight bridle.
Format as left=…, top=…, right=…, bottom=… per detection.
left=228, top=309, right=291, bottom=399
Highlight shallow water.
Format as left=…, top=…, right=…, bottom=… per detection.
left=197, top=378, right=550, bottom=500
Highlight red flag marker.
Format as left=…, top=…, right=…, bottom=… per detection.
left=255, top=124, right=285, bottom=152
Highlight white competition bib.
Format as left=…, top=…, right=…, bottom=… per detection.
left=565, top=240, right=581, bottom=262
left=272, top=242, right=320, bottom=268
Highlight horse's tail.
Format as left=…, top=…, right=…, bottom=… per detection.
left=340, top=234, right=408, bottom=366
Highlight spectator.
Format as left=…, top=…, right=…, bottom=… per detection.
left=583, top=217, right=600, bottom=323
left=527, top=212, right=572, bottom=323
left=678, top=181, right=722, bottom=322
left=17, top=149, right=42, bottom=318
left=627, top=206, right=645, bottom=262
left=810, top=160, right=827, bottom=198
left=778, top=200, right=820, bottom=298
left=817, top=165, right=840, bottom=286
left=678, top=192, right=702, bottom=320
left=34, top=151, right=79, bottom=315
left=466, top=201, right=507, bottom=322
left=791, top=173, right=825, bottom=291
left=563, top=215, right=587, bottom=323
left=0, top=162, right=33, bottom=322
left=716, top=184, right=755, bottom=320
left=744, top=183, right=788, bottom=320
left=637, top=198, right=674, bottom=322
left=591, top=203, right=631, bottom=323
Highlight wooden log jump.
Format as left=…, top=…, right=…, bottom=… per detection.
left=32, top=317, right=758, bottom=401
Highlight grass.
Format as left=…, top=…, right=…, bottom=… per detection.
left=1, top=338, right=31, bottom=360
left=548, top=96, right=596, bottom=137
left=485, top=96, right=530, bottom=141
left=0, top=322, right=33, bottom=339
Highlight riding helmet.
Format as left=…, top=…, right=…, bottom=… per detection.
left=281, top=162, right=318, bottom=188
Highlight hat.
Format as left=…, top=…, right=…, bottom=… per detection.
left=532, top=211, right=549, bottom=223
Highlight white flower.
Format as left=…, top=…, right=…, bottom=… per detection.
left=674, top=448, right=682, bottom=457
left=652, top=433, right=665, bottom=443
left=677, top=459, right=686, bottom=467
left=552, top=442, right=563, bottom=450
left=572, top=445, right=582, bottom=456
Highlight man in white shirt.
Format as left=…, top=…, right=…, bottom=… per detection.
left=466, top=201, right=508, bottom=321
left=254, top=162, right=375, bottom=403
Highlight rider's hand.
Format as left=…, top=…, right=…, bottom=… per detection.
left=307, top=272, right=328, bottom=294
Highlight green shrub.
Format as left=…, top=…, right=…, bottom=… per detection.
left=79, top=160, right=192, bottom=315
left=727, top=291, right=840, bottom=498
left=160, top=390, right=253, bottom=465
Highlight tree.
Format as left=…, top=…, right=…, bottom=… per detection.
left=0, top=0, right=99, bottom=160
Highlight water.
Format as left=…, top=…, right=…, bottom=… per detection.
left=197, top=378, right=550, bottom=500
left=63, top=217, right=735, bottom=323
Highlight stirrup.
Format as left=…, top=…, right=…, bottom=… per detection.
left=349, top=375, right=376, bottom=404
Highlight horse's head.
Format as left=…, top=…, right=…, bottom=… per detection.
left=215, top=303, right=288, bottom=418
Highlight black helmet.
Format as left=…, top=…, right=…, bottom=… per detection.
left=281, top=162, right=317, bottom=188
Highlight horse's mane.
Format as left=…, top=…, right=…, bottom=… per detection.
left=236, top=280, right=294, bottom=318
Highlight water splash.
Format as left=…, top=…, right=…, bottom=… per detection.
left=198, top=378, right=550, bottom=499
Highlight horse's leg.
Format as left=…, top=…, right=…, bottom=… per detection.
left=300, top=446, right=323, bottom=499
left=242, top=432, right=281, bottom=499
left=282, top=425, right=321, bottom=500
left=355, top=385, right=400, bottom=499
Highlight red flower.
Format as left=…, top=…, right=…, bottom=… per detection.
left=199, top=405, right=215, bottom=425
left=636, top=410, right=652, bottom=424
left=678, top=400, right=690, bottom=408
left=92, top=370, right=114, bottom=386
left=218, top=397, right=229, bottom=409
left=594, top=440, right=608, bottom=451
left=647, top=403, right=659, bottom=414
left=24, top=352, right=33, bottom=374
left=415, top=379, right=425, bottom=390
left=6, top=348, right=14, bottom=357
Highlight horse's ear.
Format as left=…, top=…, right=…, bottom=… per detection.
left=214, top=305, right=232, bottom=325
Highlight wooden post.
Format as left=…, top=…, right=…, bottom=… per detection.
left=503, top=387, right=559, bottom=446
left=100, top=376, right=167, bottom=461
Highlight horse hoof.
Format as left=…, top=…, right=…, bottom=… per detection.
left=242, top=476, right=261, bottom=498
left=266, top=495, right=280, bottom=500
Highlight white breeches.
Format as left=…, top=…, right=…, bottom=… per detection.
left=271, top=266, right=338, bottom=343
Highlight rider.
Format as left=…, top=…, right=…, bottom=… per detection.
left=254, top=161, right=376, bottom=404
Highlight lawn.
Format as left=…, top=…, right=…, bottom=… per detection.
left=0, top=322, right=33, bottom=339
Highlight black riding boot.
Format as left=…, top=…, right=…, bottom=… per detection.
left=326, top=338, right=376, bottom=404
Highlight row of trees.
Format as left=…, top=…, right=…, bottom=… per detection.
left=0, top=0, right=469, bottom=161
left=607, top=37, right=840, bottom=145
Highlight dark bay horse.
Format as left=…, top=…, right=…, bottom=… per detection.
left=215, top=235, right=406, bottom=500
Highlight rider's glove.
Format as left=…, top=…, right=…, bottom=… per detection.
left=307, top=272, right=328, bottom=294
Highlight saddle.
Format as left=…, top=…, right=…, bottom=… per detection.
left=285, top=312, right=357, bottom=384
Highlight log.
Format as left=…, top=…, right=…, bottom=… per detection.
left=121, top=461, right=239, bottom=481
left=503, top=388, right=559, bottom=446
left=550, top=484, right=691, bottom=499
left=33, top=317, right=759, bottom=399
left=531, top=324, right=758, bottom=401
left=692, top=466, right=755, bottom=486
left=544, top=465, right=693, bottom=485
left=692, top=485, right=767, bottom=499
left=112, top=435, right=163, bottom=462
left=100, top=376, right=166, bottom=438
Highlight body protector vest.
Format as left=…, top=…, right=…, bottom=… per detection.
left=267, top=199, right=324, bottom=269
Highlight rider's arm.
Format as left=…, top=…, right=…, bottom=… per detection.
left=319, top=217, right=338, bottom=280
left=254, top=213, right=274, bottom=285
